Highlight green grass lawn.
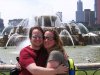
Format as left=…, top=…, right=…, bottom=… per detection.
left=76, top=70, right=100, bottom=75
left=0, top=72, right=9, bottom=75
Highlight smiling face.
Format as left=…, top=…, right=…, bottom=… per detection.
left=30, top=29, right=43, bottom=48
left=44, top=31, right=56, bottom=52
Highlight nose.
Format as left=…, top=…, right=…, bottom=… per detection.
left=36, top=37, right=39, bottom=40
left=44, top=37, right=50, bottom=41
left=44, top=38, right=48, bottom=41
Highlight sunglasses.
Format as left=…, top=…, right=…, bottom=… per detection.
left=32, top=35, right=43, bottom=39
left=44, top=36, right=54, bottom=40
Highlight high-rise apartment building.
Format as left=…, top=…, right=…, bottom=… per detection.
left=84, top=9, right=95, bottom=26
left=84, top=9, right=91, bottom=24
left=89, top=11, right=95, bottom=26
left=76, top=0, right=95, bottom=27
left=76, top=0, right=84, bottom=22
left=0, top=13, right=4, bottom=32
left=95, top=0, right=100, bottom=25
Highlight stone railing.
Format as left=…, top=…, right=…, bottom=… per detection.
left=0, top=63, right=100, bottom=75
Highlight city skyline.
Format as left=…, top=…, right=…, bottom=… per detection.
left=0, top=0, right=94, bottom=26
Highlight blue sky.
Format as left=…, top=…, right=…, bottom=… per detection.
left=0, top=0, right=94, bottom=26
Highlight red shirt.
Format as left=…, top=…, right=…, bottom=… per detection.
left=19, top=45, right=48, bottom=75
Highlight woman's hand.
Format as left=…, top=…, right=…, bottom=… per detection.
left=55, top=64, right=69, bottom=74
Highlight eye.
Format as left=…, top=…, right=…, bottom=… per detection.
left=44, top=36, right=54, bottom=40
left=32, top=35, right=43, bottom=39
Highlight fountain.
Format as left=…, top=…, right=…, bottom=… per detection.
left=0, top=15, right=100, bottom=65
left=59, top=22, right=100, bottom=46
left=34, top=15, right=59, bottom=27
left=0, top=19, right=29, bottom=48
left=77, top=23, right=89, bottom=34
left=82, top=32, right=100, bottom=45
left=4, top=33, right=27, bottom=49
left=59, top=29, right=75, bottom=46
left=0, top=15, right=100, bottom=47
left=1, top=25, right=13, bottom=36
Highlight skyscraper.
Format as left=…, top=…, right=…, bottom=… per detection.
left=77, top=0, right=83, bottom=11
left=95, top=0, right=100, bottom=25
left=84, top=9, right=95, bottom=26
left=0, top=13, right=4, bottom=32
left=76, top=0, right=84, bottom=22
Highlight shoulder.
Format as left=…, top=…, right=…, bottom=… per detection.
left=48, top=50, right=64, bottom=60
left=50, top=50, right=63, bottom=56
left=20, top=46, right=29, bottom=53
left=20, top=46, right=33, bottom=56
left=48, top=50, right=65, bottom=65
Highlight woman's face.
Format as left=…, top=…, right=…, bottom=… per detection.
left=44, top=31, right=56, bottom=51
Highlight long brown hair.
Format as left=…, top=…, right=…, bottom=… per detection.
left=44, top=28, right=65, bottom=54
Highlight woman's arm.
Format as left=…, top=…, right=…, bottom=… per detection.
left=46, top=51, right=69, bottom=74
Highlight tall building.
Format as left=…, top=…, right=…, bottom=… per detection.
left=76, top=0, right=84, bottom=22
left=76, top=0, right=95, bottom=27
left=95, top=0, right=100, bottom=25
left=0, top=18, right=4, bottom=32
left=84, top=9, right=95, bottom=26
left=77, top=0, right=83, bottom=11
left=89, top=11, right=95, bottom=26
left=84, top=9, right=90, bottom=24
left=0, top=13, right=4, bottom=32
